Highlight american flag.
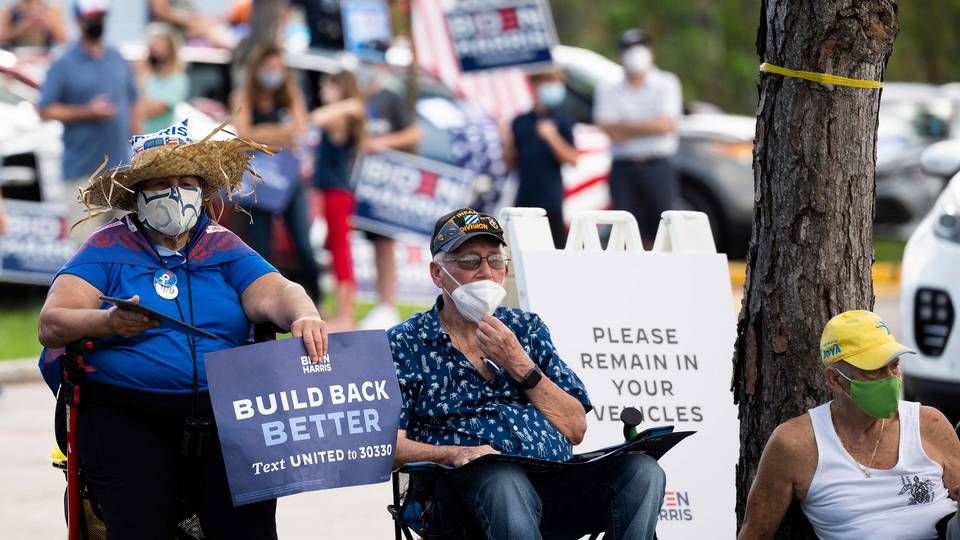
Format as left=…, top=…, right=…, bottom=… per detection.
left=412, top=0, right=534, bottom=123
left=412, top=0, right=612, bottom=221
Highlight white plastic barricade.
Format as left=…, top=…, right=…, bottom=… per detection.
left=500, top=207, right=738, bottom=539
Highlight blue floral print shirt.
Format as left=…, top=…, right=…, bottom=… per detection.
left=387, top=298, right=592, bottom=462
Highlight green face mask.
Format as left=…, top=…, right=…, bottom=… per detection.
left=835, top=369, right=902, bottom=419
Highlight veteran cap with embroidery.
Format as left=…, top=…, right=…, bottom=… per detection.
left=820, top=310, right=915, bottom=371
left=430, top=208, right=506, bottom=256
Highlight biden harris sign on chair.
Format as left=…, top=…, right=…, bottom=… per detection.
left=205, top=331, right=402, bottom=506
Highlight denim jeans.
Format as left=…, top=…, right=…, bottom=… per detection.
left=428, top=453, right=666, bottom=540
left=245, top=179, right=322, bottom=303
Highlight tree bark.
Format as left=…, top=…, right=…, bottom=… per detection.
left=733, top=2, right=898, bottom=538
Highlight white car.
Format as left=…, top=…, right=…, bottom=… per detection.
left=900, top=138, right=960, bottom=413
left=0, top=55, right=229, bottom=286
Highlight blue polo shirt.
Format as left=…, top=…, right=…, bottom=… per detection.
left=57, top=215, right=277, bottom=393
left=511, top=108, right=576, bottom=211
left=37, top=42, right=137, bottom=179
left=388, top=298, right=592, bottom=462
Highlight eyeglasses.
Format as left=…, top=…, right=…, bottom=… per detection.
left=443, top=254, right=511, bottom=271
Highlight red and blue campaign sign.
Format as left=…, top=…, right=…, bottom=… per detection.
left=205, top=331, right=402, bottom=506
left=444, top=0, right=558, bottom=72
left=351, top=149, right=476, bottom=239
left=0, top=199, right=74, bottom=285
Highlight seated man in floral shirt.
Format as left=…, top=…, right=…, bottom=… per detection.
left=388, top=208, right=666, bottom=540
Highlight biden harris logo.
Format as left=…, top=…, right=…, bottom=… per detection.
left=300, top=353, right=332, bottom=374
left=659, top=490, right=693, bottom=521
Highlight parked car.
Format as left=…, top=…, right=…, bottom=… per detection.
left=552, top=45, right=755, bottom=256
left=0, top=51, right=247, bottom=287
left=0, top=62, right=73, bottom=286
left=167, top=44, right=511, bottom=204
left=873, top=83, right=960, bottom=235
left=554, top=45, right=960, bottom=256
left=899, top=138, right=960, bottom=418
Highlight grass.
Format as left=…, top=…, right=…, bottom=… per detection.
left=0, top=304, right=42, bottom=360
left=874, top=235, right=907, bottom=263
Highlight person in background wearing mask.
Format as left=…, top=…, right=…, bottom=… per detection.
left=594, top=29, right=682, bottom=248
left=231, top=45, right=323, bottom=306
left=138, top=23, right=188, bottom=133
left=388, top=208, right=666, bottom=539
left=503, top=68, right=577, bottom=249
left=310, top=70, right=365, bottom=330
left=356, top=63, right=422, bottom=330
left=0, top=0, right=67, bottom=49
left=739, top=310, right=960, bottom=540
left=37, top=0, right=140, bottom=241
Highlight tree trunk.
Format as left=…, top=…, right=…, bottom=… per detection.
left=733, top=2, right=898, bottom=538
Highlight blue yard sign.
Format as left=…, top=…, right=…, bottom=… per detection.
left=444, top=0, right=558, bottom=72
left=205, top=330, right=402, bottom=506
left=351, top=149, right=476, bottom=240
left=0, top=199, right=74, bottom=285
left=341, top=0, right=392, bottom=61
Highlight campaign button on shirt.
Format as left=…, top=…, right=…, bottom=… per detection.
left=154, top=269, right=179, bottom=299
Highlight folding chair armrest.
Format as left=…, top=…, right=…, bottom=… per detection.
left=394, top=461, right=453, bottom=475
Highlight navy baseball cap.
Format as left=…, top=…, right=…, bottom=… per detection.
left=617, top=28, right=650, bottom=51
left=430, top=208, right=506, bottom=256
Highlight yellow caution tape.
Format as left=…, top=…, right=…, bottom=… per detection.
left=760, top=62, right=883, bottom=89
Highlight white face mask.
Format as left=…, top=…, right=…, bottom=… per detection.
left=440, top=264, right=506, bottom=323
left=137, top=186, right=202, bottom=237
left=622, top=45, right=653, bottom=74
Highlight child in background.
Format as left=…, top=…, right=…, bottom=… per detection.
left=311, top=70, right=365, bottom=329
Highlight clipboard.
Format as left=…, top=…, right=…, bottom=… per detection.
left=409, top=427, right=695, bottom=474
left=99, top=295, right=219, bottom=340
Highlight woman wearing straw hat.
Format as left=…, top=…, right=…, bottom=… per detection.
left=37, top=118, right=327, bottom=538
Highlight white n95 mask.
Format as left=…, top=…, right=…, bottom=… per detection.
left=441, top=265, right=506, bottom=323
left=137, top=186, right=202, bottom=237
left=623, top=45, right=653, bottom=74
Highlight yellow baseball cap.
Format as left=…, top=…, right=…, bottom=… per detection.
left=820, top=310, right=915, bottom=370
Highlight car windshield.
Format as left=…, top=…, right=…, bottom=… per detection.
left=878, top=97, right=954, bottom=141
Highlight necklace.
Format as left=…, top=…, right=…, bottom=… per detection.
left=856, top=419, right=886, bottom=479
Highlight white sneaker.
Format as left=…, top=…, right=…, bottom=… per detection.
left=358, top=304, right=401, bottom=330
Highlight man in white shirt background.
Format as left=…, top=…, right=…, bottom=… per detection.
left=594, top=29, right=682, bottom=248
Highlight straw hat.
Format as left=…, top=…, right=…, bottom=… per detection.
left=78, top=118, right=273, bottom=216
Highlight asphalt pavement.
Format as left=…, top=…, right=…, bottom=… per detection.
left=0, top=293, right=901, bottom=538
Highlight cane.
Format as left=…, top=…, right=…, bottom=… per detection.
left=63, top=339, right=96, bottom=540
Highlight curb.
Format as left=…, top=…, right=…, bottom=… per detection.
left=0, top=358, right=40, bottom=385
left=729, top=262, right=901, bottom=292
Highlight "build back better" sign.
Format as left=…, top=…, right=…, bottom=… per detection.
left=206, top=331, right=401, bottom=506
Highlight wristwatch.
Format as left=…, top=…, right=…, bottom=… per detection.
left=518, top=365, right=543, bottom=390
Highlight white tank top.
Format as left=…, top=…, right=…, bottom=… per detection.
left=802, top=401, right=956, bottom=539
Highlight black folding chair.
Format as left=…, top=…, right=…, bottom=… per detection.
left=387, top=410, right=680, bottom=540
left=50, top=324, right=279, bottom=540
left=388, top=461, right=605, bottom=540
